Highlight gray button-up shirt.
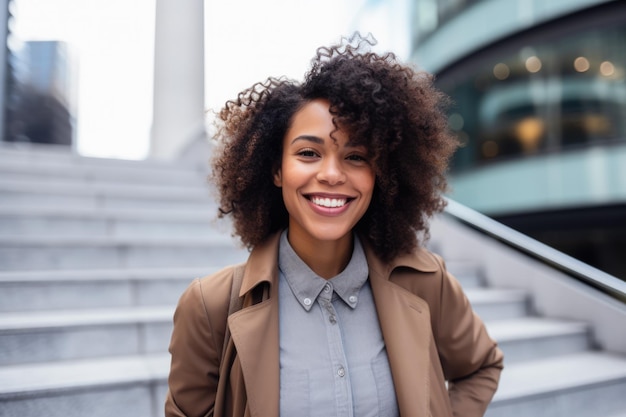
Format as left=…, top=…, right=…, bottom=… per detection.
left=278, top=231, right=399, bottom=417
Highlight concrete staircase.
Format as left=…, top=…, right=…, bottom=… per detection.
left=444, top=261, right=626, bottom=417
left=1, top=144, right=625, bottom=417
left=429, top=216, right=626, bottom=417
left=0, top=144, right=247, bottom=417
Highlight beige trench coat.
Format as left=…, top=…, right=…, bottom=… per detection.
left=165, top=232, right=503, bottom=417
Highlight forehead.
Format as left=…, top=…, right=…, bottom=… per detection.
left=286, top=99, right=363, bottom=147
left=287, top=99, right=334, bottom=135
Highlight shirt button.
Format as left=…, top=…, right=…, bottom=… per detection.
left=323, top=284, right=331, bottom=293
left=349, top=295, right=357, bottom=304
left=303, top=298, right=312, bottom=306
left=337, top=367, right=345, bottom=377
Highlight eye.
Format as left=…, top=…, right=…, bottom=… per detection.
left=297, top=148, right=319, bottom=158
left=346, top=153, right=368, bottom=163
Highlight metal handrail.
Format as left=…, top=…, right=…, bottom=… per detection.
left=443, top=198, right=626, bottom=302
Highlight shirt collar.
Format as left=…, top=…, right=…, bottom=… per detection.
left=278, top=230, right=369, bottom=311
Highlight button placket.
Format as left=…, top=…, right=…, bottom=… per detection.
left=319, top=284, right=337, bottom=324
left=317, top=281, right=353, bottom=414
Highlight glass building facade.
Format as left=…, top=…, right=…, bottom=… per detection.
left=441, top=8, right=626, bottom=172
left=411, top=0, right=626, bottom=278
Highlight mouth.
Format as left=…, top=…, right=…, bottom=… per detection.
left=307, top=195, right=352, bottom=208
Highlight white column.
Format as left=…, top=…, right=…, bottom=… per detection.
left=150, top=0, right=205, bottom=159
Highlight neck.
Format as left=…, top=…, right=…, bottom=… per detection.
left=287, top=231, right=353, bottom=279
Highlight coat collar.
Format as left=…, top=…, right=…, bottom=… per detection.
left=239, top=232, right=439, bottom=294
left=362, top=237, right=439, bottom=278
left=239, top=232, right=282, bottom=297
left=229, top=231, right=436, bottom=417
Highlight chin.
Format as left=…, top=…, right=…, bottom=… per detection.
left=309, top=226, right=354, bottom=243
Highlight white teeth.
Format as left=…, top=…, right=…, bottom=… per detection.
left=311, top=196, right=347, bottom=208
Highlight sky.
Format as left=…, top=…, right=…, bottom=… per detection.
left=10, top=0, right=410, bottom=160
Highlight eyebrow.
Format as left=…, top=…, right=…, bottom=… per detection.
left=290, top=135, right=363, bottom=149
left=290, top=135, right=324, bottom=145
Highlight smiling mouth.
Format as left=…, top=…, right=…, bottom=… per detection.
left=308, top=196, right=351, bottom=208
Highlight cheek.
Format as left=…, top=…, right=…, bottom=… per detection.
left=361, top=171, right=376, bottom=196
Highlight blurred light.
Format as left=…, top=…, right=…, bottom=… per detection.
left=493, top=63, right=510, bottom=80
left=448, top=113, right=464, bottom=131
left=574, top=56, right=590, bottom=72
left=525, top=56, right=542, bottom=73
left=515, top=117, right=544, bottom=151
left=482, top=141, right=499, bottom=158
left=600, top=61, right=615, bottom=77
left=583, top=115, right=611, bottom=135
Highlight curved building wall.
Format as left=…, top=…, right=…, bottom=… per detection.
left=411, top=0, right=626, bottom=277
left=411, top=0, right=612, bottom=74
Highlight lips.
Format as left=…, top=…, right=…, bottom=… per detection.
left=305, top=194, right=355, bottom=215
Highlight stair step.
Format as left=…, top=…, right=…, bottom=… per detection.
left=0, top=205, right=213, bottom=221
left=487, top=352, right=626, bottom=417
left=486, top=318, right=590, bottom=363
left=0, top=267, right=212, bottom=312
left=465, top=288, right=529, bottom=320
left=0, top=206, right=218, bottom=238
left=0, top=177, right=210, bottom=199
left=446, top=260, right=485, bottom=288
left=0, top=353, right=169, bottom=397
left=0, top=178, right=213, bottom=211
left=0, top=157, right=205, bottom=187
left=0, top=235, right=248, bottom=270
left=0, top=310, right=590, bottom=368
left=0, top=143, right=195, bottom=172
left=0, top=353, right=170, bottom=394
left=0, top=354, right=168, bottom=417
left=0, top=307, right=174, bottom=365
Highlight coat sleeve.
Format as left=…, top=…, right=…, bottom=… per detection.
left=165, top=269, right=233, bottom=417
left=433, top=255, right=504, bottom=417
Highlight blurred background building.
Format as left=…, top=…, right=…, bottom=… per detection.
left=6, top=40, right=76, bottom=146
left=1, top=1, right=76, bottom=148
left=411, top=0, right=626, bottom=278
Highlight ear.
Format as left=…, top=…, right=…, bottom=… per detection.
left=272, top=168, right=282, bottom=187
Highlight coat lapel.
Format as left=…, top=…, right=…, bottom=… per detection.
left=228, top=297, right=279, bottom=417
left=228, top=234, right=281, bottom=417
left=366, top=245, right=435, bottom=417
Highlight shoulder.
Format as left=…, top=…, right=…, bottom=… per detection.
left=363, top=236, right=443, bottom=279
left=174, top=263, right=245, bottom=323
left=397, top=246, right=445, bottom=272
left=385, top=247, right=464, bottom=307
left=185, top=263, right=246, bottom=311
left=385, top=246, right=446, bottom=284
left=170, top=263, right=246, bottom=352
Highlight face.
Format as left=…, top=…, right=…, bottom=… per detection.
left=273, top=99, right=375, bottom=248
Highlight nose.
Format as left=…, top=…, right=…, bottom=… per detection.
left=316, top=156, right=346, bottom=185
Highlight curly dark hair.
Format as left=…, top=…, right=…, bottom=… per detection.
left=211, top=34, right=458, bottom=262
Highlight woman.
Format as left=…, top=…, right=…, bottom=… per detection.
left=165, top=34, right=503, bottom=417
